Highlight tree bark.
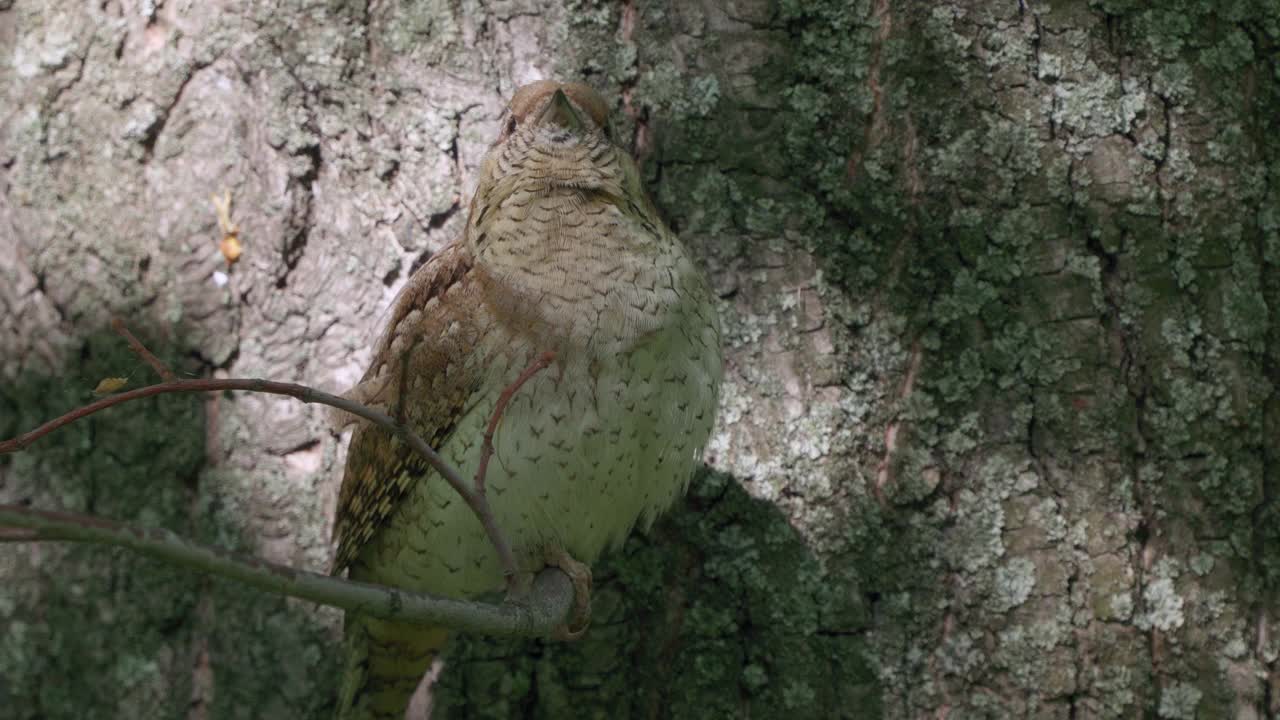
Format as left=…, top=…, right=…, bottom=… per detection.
left=2, top=1, right=1277, bottom=718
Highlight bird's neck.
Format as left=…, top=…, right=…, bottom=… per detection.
left=469, top=188, right=684, bottom=358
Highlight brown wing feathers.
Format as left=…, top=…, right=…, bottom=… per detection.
left=331, top=242, right=479, bottom=575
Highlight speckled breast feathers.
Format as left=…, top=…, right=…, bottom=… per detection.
left=331, top=80, right=722, bottom=586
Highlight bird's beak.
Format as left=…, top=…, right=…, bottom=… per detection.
left=538, top=89, right=584, bottom=132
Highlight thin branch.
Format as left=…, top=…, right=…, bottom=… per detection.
left=473, top=350, right=556, bottom=598
left=111, top=318, right=176, bottom=382
left=0, top=502, right=572, bottom=636
left=475, top=350, right=557, bottom=495
left=0, top=376, right=520, bottom=585
left=0, top=332, right=587, bottom=629
left=0, top=527, right=40, bottom=541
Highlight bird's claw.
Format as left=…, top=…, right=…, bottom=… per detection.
left=544, top=547, right=592, bottom=640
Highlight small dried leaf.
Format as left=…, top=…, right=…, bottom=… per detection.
left=211, top=190, right=236, bottom=234
left=93, top=377, right=129, bottom=395
left=220, top=234, right=242, bottom=263
left=211, top=189, right=241, bottom=264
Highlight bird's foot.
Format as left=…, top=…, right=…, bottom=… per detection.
left=544, top=547, right=592, bottom=640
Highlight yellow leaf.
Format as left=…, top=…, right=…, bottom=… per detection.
left=211, top=190, right=236, bottom=234
left=211, top=189, right=242, bottom=264
left=220, top=234, right=243, bottom=263
left=93, top=377, right=129, bottom=395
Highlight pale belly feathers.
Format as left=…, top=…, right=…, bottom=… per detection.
left=358, top=295, right=720, bottom=599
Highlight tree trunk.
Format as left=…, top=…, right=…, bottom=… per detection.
left=2, top=1, right=1277, bottom=718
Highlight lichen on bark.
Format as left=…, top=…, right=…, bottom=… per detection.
left=2, top=0, right=1279, bottom=718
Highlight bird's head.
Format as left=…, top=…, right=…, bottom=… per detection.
left=474, top=81, right=623, bottom=197
left=462, top=81, right=683, bottom=351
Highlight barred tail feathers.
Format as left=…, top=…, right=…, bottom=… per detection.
left=337, top=614, right=448, bottom=720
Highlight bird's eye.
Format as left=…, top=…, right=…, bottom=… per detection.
left=505, top=116, right=517, bottom=135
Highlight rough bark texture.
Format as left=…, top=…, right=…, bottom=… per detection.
left=2, top=1, right=1277, bottom=718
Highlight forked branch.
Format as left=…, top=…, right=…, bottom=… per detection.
left=0, top=323, right=570, bottom=635
left=475, top=350, right=558, bottom=597
left=0, top=502, right=572, bottom=634
left=110, top=317, right=176, bottom=382
left=476, top=350, right=557, bottom=496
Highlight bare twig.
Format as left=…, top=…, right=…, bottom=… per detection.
left=473, top=350, right=556, bottom=598
left=0, top=502, right=572, bottom=636
left=0, top=327, right=582, bottom=632
left=0, top=376, right=520, bottom=586
left=111, top=318, right=176, bottom=382
left=475, top=351, right=557, bottom=496
left=0, top=527, right=40, bottom=541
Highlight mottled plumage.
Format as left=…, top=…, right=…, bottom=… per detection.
left=334, top=80, right=721, bottom=719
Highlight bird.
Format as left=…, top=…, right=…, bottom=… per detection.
left=330, top=80, right=722, bottom=719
